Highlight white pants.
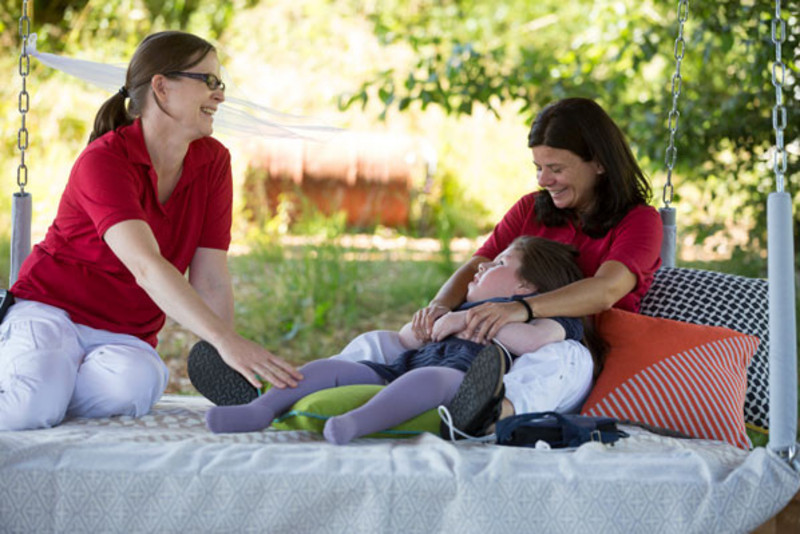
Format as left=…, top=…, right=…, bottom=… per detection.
left=0, top=300, right=169, bottom=431
left=331, top=330, right=594, bottom=415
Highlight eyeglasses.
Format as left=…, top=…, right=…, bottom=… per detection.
left=164, top=71, right=226, bottom=91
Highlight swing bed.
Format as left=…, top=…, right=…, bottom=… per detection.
left=1, top=2, right=798, bottom=532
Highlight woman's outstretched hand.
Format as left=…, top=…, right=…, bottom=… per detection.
left=411, top=303, right=451, bottom=342
left=217, top=335, right=303, bottom=389
left=463, top=300, right=528, bottom=344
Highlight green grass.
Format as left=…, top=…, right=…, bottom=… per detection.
left=228, top=239, right=447, bottom=360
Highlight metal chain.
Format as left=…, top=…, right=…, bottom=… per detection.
left=771, top=0, right=787, bottom=193
left=662, top=0, right=689, bottom=207
left=17, top=0, right=31, bottom=194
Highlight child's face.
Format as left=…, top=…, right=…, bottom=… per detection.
left=466, top=247, right=532, bottom=302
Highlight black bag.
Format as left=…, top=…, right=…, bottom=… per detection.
left=0, top=289, right=15, bottom=323
left=495, top=411, right=628, bottom=449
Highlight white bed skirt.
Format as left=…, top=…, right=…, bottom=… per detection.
left=1, top=395, right=797, bottom=533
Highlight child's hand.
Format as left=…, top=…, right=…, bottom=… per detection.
left=411, top=303, right=450, bottom=342
left=431, top=311, right=467, bottom=342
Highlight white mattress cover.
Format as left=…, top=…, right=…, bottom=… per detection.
left=1, top=395, right=797, bottom=533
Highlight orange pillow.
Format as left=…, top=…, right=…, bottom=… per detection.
left=581, top=308, right=759, bottom=449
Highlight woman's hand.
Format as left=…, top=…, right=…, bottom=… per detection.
left=411, top=303, right=451, bottom=343
left=463, top=300, right=528, bottom=344
left=216, top=335, right=303, bottom=389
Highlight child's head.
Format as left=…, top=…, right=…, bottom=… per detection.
left=466, top=236, right=582, bottom=302
left=512, top=236, right=583, bottom=293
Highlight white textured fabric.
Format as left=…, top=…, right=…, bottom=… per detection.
left=332, top=330, right=594, bottom=415
left=0, top=395, right=796, bottom=533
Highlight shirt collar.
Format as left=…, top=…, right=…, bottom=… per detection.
left=121, top=118, right=216, bottom=187
left=122, top=119, right=151, bottom=167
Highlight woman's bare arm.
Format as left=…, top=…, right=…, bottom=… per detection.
left=104, top=220, right=303, bottom=389
left=464, top=260, right=636, bottom=343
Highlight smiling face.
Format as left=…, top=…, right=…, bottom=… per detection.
left=466, top=247, right=533, bottom=303
left=532, top=145, right=603, bottom=214
left=158, top=51, right=225, bottom=140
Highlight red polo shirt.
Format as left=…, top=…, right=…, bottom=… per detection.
left=12, top=119, right=233, bottom=346
left=475, top=192, right=662, bottom=312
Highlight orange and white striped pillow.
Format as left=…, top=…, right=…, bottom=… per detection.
left=581, top=308, right=759, bottom=449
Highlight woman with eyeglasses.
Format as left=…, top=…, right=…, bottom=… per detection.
left=0, top=31, right=302, bottom=431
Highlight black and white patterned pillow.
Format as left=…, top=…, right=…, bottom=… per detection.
left=639, top=267, right=769, bottom=429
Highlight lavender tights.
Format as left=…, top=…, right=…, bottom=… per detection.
left=205, top=359, right=464, bottom=444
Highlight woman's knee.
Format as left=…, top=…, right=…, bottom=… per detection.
left=0, top=312, right=81, bottom=430
left=0, top=392, right=71, bottom=430
left=69, top=345, right=168, bottom=418
left=0, top=354, right=75, bottom=430
left=332, top=330, right=406, bottom=364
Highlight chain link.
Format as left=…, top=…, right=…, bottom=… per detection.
left=662, top=0, right=689, bottom=207
left=771, top=0, right=787, bottom=192
left=16, top=0, right=31, bottom=193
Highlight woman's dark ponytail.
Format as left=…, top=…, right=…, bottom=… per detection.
left=89, top=91, right=133, bottom=143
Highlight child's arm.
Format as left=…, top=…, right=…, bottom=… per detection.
left=401, top=310, right=469, bottom=348
left=430, top=310, right=469, bottom=342
left=431, top=310, right=570, bottom=356
left=492, top=319, right=567, bottom=355
left=398, top=322, right=426, bottom=350
left=429, top=307, right=574, bottom=358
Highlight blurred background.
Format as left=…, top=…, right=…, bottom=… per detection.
left=0, top=1, right=797, bottom=405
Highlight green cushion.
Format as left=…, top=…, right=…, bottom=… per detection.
left=270, top=384, right=441, bottom=438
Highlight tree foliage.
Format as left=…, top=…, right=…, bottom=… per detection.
left=342, top=0, right=799, bottom=251
left=0, top=0, right=253, bottom=53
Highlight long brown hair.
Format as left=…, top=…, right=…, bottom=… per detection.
left=528, top=98, right=651, bottom=238
left=510, top=236, right=608, bottom=373
left=88, top=31, right=216, bottom=143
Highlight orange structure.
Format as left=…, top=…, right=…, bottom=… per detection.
left=243, top=132, right=434, bottom=229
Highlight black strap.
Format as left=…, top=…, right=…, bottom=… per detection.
left=0, top=289, right=15, bottom=323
